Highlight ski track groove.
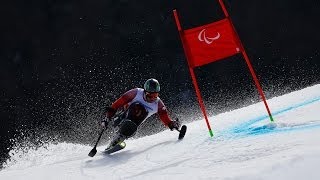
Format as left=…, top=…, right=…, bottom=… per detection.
left=124, top=158, right=192, bottom=179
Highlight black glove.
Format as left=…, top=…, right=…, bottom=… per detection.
left=168, top=119, right=181, bottom=131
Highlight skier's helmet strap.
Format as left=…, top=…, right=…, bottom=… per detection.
left=144, top=78, right=160, bottom=93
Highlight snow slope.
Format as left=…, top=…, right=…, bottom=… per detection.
left=1, top=84, right=320, bottom=180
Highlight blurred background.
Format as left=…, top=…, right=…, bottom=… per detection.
left=1, top=0, right=319, bottom=168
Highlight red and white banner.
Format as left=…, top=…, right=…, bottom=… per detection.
left=182, top=18, right=241, bottom=68
left=173, top=1, right=274, bottom=137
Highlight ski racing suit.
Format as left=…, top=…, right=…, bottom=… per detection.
left=107, top=88, right=174, bottom=146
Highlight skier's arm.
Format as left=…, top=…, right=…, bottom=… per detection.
left=158, top=100, right=181, bottom=130
left=106, top=88, right=138, bottom=118
left=157, top=100, right=172, bottom=127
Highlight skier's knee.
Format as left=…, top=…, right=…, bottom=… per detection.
left=119, top=119, right=138, bottom=137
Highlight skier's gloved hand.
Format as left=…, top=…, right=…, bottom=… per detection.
left=168, top=119, right=181, bottom=131
left=106, top=107, right=117, bottom=119
left=101, top=117, right=109, bottom=128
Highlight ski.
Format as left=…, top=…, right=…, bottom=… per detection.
left=104, top=142, right=126, bottom=154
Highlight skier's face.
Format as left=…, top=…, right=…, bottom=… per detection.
left=145, top=92, right=159, bottom=102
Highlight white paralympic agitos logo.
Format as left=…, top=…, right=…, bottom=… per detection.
left=198, top=29, right=220, bottom=44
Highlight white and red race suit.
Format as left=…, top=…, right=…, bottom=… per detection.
left=108, top=88, right=173, bottom=127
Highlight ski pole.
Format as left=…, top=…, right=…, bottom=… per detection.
left=176, top=125, right=187, bottom=140
left=88, top=128, right=105, bottom=157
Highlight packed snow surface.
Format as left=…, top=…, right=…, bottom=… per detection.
left=1, top=84, right=320, bottom=180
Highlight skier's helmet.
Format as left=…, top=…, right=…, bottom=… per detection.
left=144, top=78, right=160, bottom=93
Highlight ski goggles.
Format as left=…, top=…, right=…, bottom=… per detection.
left=145, top=92, right=159, bottom=102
